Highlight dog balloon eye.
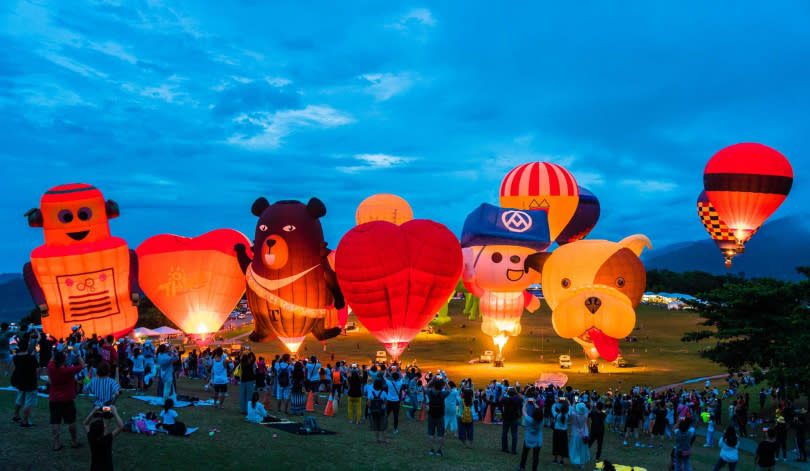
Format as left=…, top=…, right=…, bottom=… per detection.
left=616, top=277, right=625, bottom=287
left=259, top=224, right=268, bottom=232
left=561, top=278, right=571, bottom=289
left=283, top=225, right=296, bottom=232
left=491, top=252, right=503, bottom=263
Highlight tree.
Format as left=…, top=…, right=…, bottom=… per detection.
left=136, top=296, right=178, bottom=330
left=683, top=267, right=810, bottom=397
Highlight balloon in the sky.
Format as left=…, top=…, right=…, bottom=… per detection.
left=356, top=193, right=413, bottom=225
left=460, top=203, right=549, bottom=356
left=703, top=143, right=792, bottom=249
left=136, top=229, right=249, bottom=342
left=499, top=162, right=579, bottom=241
left=696, top=191, right=754, bottom=268
left=23, top=183, right=139, bottom=339
left=556, top=186, right=600, bottom=245
left=236, top=197, right=344, bottom=353
left=336, top=219, right=462, bottom=359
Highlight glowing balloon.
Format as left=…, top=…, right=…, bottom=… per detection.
left=538, top=235, right=651, bottom=362
left=703, top=143, right=792, bottom=248
left=556, top=186, right=600, bottom=245
left=697, top=191, right=756, bottom=268
left=237, top=197, right=344, bottom=353
left=136, top=229, right=250, bottom=340
left=499, top=162, right=579, bottom=241
left=23, top=183, right=139, bottom=339
left=335, top=219, right=462, bottom=359
left=356, top=193, right=413, bottom=225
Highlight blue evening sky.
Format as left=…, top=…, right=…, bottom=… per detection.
left=1, top=1, right=808, bottom=273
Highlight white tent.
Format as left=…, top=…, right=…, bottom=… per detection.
left=133, top=327, right=159, bottom=337
left=153, top=326, right=183, bottom=336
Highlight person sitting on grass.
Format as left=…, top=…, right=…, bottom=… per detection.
left=159, top=398, right=186, bottom=436
left=84, top=361, right=120, bottom=408
left=83, top=405, right=125, bottom=471
left=247, top=391, right=272, bottom=423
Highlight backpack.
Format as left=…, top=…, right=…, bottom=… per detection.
left=303, top=416, right=320, bottom=434
left=461, top=403, right=473, bottom=424
left=332, top=369, right=341, bottom=384
left=277, top=365, right=290, bottom=388
left=369, top=391, right=385, bottom=416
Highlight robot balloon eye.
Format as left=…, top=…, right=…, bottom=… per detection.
left=77, top=207, right=93, bottom=221
left=58, top=210, right=74, bottom=223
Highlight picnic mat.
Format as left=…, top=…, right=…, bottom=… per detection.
left=129, top=395, right=193, bottom=407
left=262, top=421, right=337, bottom=436
left=156, top=426, right=199, bottom=436
left=0, top=386, right=49, bottom=398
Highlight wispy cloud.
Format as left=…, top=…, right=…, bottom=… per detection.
left=388, top=8, right=436, bottom=29
left=337, top=153, right=415, bottom=173
left=41, top=52, right=109, bottom=79
left=359, top=72, right=414, bottom=101
left=227, top=105, right=354, bottom=150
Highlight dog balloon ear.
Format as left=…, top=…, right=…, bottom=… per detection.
left=24, top=208, right=43, bottom=227
left=105, top=200, right=120, bottom=219
left=524, top=252, right=551, bottom=273
left=617, top=234, right=652, bottom=257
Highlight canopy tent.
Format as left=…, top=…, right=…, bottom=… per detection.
left=133, top=327, right=159, bottom=337
left=535, top=373, right=568, bottom=388
left=152, top=326, right=183, bottom=336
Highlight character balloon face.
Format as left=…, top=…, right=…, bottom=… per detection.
left=27, top=183, right=120, bottom=247
left=538, top=235, right=651, bottom=362
left=462, top=245, right=541, bottom=292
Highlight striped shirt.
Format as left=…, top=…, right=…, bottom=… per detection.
left=85, top=377, right=120, bottom=407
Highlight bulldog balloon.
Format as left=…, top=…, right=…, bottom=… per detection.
left=538, top=235, right=651, bottom=362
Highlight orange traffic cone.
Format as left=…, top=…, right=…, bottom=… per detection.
left=483, top=405, right=493, bottom=424
left=418, top=402, right=426, bottom=421
left=305, top=391, right=315, bottom=412
left=323, top=395, right=334, bottom=416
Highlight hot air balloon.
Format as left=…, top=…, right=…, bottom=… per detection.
left=356, top=193, right=413, bottom=225
left=22, top=183, right=139, bottom=339
left=696, top=191, right=755, bottom=268
left=556, top=186, right=600, bottom=245
left=236, top=197, right=344, bottom=353
left=703, top=143, right=792, bottom=251
left=335, top=219, right=462, bottom=360
left=460, top=203, right=549, bottom=359
left=136, top=229, right=250, bottom=343
left=499, top=162, right=579, bottom=241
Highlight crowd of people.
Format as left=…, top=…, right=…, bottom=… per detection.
left=0, top=321, right=808, bottom=471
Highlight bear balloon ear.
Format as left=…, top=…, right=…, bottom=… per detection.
left=105, top=200, right=120, bottom=219
left=524, top=252, right=552, bottom=274
left=251, top=197, right=270, bottom=217
left=307, top=197, right=326, bottom=219
left=24, top=208, right=43, bottom=228
left=618, top=234, right=652, bottom=257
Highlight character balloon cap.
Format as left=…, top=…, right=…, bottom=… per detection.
left=461, top=203, right=550, bottom=251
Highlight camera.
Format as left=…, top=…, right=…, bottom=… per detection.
left=102, top=406, right=111, bottom=412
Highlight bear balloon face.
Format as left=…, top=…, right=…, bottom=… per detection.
left=462, top=245, right=542, bottom=292
left=539, top=235, right=651, bottom=362
left=29, top=183, right=119, bottom=247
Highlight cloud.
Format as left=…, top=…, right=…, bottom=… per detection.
left=621, top=179, right=677, bottom=193
left=41, top=52, right=109, bottom=79
left=389, top=8, right=436, bottom=29
left=227, top=105, right=354, bottom=150
left=337, top=153, right=415, bottom=173
left=213, top=81, right=300, bottom=117
left=359, top=72, right=414, bottom=101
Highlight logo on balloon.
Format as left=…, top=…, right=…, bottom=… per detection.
left=501, top=210, right=532, bottom=233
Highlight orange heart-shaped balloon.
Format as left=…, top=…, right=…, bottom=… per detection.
left=137, top=229, right=250, bottom=335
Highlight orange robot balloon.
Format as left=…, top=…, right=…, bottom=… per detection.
left=23, top=183, right=139, bottom=339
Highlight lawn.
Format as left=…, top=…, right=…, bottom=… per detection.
left=0, top=302, right=773, bottom=471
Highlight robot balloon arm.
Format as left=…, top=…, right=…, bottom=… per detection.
left=22, top=262, right=48, bottom=315
left=129, top=249, right=140, bottom=305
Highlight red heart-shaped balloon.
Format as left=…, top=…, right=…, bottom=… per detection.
left=335, top=220, right=462, bottom=358
left=137, top=229, right=250, bottom=336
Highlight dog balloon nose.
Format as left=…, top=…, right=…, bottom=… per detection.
left=585, top=297, right=602, bottom=314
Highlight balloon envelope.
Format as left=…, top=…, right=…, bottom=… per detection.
left=499, top=162, right=579, bottom=241
left=556, top=186, right=600, bottom=245
left=137, top=229, right=249, bottom=336
left=697, top=191, right=752, bottom=267
left=335, top=219, right=462, bottom=359
left=356, top=193, right=413, bottom=225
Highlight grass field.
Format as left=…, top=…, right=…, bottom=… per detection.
left=0, top=302, right=778, bottom=471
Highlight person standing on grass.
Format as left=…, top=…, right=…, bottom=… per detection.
left=501, top=387, right=522, bottom=455
left=238, top=351, right=256, bottom=415
left=368, top=377, right=388, bottom=444
left=712, top=426, right=740, bottom=471
left=444, top=380, right=459, bottom=438
left=551, top=399, right=570, bottom=466
left=0, top=323, right=14, bottom=377
left=48, top=350, right=85, bottom=450
left=11, top=334, right=39, bottom=427
left=458, top=388, right=475, bottom=449
left=588, top=401, right=607, bottom=460
left=274, top=354, right=292, bottom=414
left=83, top=405, right=124, bottom=471
left=347, top=365, right=364, bottom=424
left=650, top=400, right=668, bottom=448
left=755, top=428, right=778, bottom=471
left=624, top=393, right=644, bottom=447
left=385, top=370, right=403, bottom=434
left=131, top=348, right=145, bottom=392
left=156, top=344, right=177, bottom=402
left=85, top=362, right=121, bottom=408
left=427, top=376, right=450, bottom=457
left=569, top=402, right=591, bottom=468
left=290, top=361, right=307, bottom=416
left=306, top=355, right=321, bottom=405
left=673, top=419, right=695, bottom=471
left=517, top=398, right=543, bottom=471
left=209, top=348, right=230, bottom=409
